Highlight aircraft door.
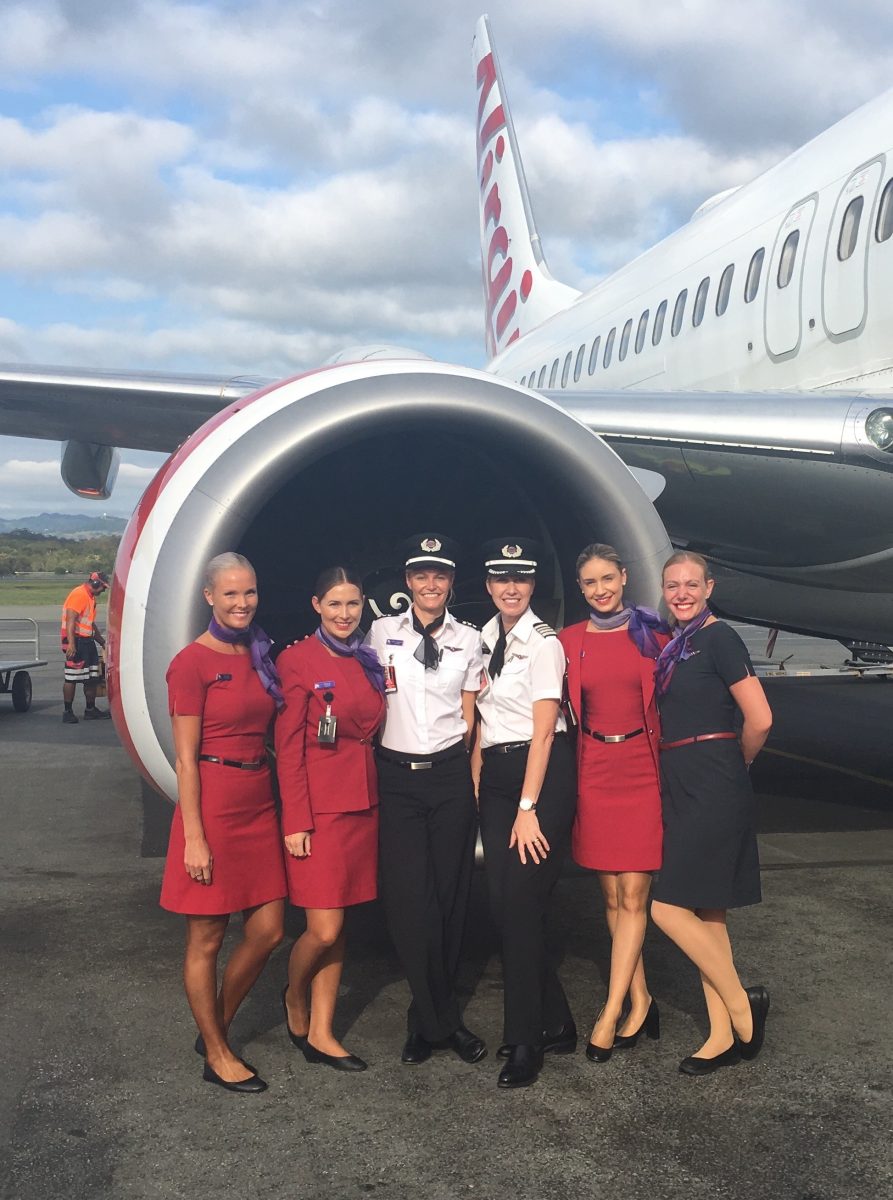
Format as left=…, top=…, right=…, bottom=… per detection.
left=764, top=196, right=816, bottom=360
left=822, top=159, right=883, bottom=338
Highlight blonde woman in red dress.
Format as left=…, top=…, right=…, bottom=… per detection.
left=559, top=543, right=669, bottom=1063
left=275, top=567, right=386, bottom=1072
left=160, top=553, right=287, bottom=1094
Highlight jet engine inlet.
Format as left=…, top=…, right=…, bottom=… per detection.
left=108, top=362, right=671, bottom=798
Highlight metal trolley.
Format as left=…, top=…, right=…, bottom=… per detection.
left=0, top=618, right=48, bottom=712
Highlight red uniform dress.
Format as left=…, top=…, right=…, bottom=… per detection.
left=559, top=623, right=665, bottom=872
left=160, top=643, right=287, bottom=915
left=275, top=638, right=386, bottom=909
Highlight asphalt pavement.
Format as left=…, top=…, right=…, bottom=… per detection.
left=0, top=612, right=891, bottom=1200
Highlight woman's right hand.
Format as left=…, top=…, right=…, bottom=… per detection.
left=284, top=832, right=312, bottom=858
left=184, top=835, right=213, bottom=884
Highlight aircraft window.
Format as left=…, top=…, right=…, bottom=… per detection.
left=838, top=195, right=864, bottom=261
left=537, top=365, right=547, bottom=388
left=635, top=309, right=650, bottom=353
left=561, top=351, right=573, bottom=387
left=548, top=358, right=560, bottom=387
left=777, top=230, right=800, bottom=288
left=652, top=300, right=667, bottom=345
left=716, top=264, right=734, bottom=316
left=876, top=179, right=893, bottom=242
left=619, top=318, right=633, bottom=361
left=744, top=247, right=765, bottom=302
left=587, top=336, right=601, bottom=374
left=603, top=327, right=616, bottom=368
left=671, top=288, right=688, bottom=337
left=573, top=343, right=586, bottom=382
left=692, top=277, right=710, bottom=327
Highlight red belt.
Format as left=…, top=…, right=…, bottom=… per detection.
left=660, top=732, right=738, bottom=750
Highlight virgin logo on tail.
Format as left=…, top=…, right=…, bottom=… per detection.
left=476, top=52, right=532, bottom=357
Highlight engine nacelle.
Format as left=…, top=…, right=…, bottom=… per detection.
left=107, top=361, right=671, bottom=798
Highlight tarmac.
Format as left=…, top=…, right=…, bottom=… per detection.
left=1, top=610, right=891, bottom=1200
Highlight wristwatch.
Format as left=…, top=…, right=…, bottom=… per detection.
left=518, top=797, right=537, bottom=813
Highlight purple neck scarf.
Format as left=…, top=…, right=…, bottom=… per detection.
left=654, top=606, right=713, bottom=696
left=589, top=605, right=669, bottom=660
left=208, top=615, right=284, bottom=709
left=315, top=626, right=386, bottom=695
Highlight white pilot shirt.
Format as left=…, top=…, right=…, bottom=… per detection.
left=365, top=609, right=484, bottom=755
left=476, top=607, right=567, bottom=749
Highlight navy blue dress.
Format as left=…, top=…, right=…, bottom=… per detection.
left=652, top=622, right=761, bottom=910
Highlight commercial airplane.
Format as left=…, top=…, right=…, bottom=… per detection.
left=1, top=15, right=893, bottom=799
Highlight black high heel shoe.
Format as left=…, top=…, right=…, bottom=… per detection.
left=302, top=1042, right=368, bottom=1072
left=281, top=985, right=309, bottom=1050
left=613, top=999, right=660, bottom=1050
left=585, top=1009, right=616, bottom=1063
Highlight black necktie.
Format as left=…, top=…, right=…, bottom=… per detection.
left=412, top=610, right=445, bottom=671
left=488, top=617, right=508, bottom=678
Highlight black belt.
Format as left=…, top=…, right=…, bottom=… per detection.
left=582, top=726, right=644, bottom=743
left=482, top=740, right=531, bottom=757
left=376, top=741, right=467, bottom=771
left=198, top=754, right=266, bottom=771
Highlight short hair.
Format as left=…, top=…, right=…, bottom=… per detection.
left=661, top=550, right=713, bottom=582
left=575, top=542, right=624, bottom=577
left=313, top=565, right=364, bottom=599
left=204, top=552, right=254, bottom=589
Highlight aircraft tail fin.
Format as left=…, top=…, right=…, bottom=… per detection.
left=473, top=15, right=580, bottom=360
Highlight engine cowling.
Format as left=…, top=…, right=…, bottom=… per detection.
left=107, top=361, right=671, bottom=798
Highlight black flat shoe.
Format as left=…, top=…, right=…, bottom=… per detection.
left=301, top=1042, right=367, bottom=1072
left=613, top=999, right=660, bottom=1050
left=678, top=1044, right=741, bottom=1076
left=543, top=1022, right=577, bottom=1055
left=202, top=1062, right=268, bottom=1093
left=401, top=1032, right=432, bottom=1065
left=445, top=1025, right=487, bottom=1064
left=281, top=985, right=309, bottom=1050
left=497, top=1044, right=543, bottom=1089
left=194, top=1035, right=257, bottom=1073
left=737, top=985, right=770, bottom=1061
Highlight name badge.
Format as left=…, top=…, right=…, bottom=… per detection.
left=386, top=638, right=404, bottom=646
left=314, top=680, right=336, bottom=690
left=215, top=673, right=232, bottom=682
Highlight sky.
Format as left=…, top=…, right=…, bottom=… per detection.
left=1, top=0, right=892, bottom=518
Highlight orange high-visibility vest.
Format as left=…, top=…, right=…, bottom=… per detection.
left=61, top=584, right=97, bottom=641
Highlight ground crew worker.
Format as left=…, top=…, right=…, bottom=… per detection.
left=61, top=570, right=111, bottom=724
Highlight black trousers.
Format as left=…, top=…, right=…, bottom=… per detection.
left=478, top=736, right=576, bottom=1045
left=377, top=749, right=477, bottom=1042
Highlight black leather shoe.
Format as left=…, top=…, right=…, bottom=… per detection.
left=202, top=1062, right=267, bottom=1093
left=497, top=1044, right=543, bottom=1089
left=737, top=985, right=770, bottom=1061
left=614, top=1000, right=660, bottom=1050
left=445, top=1025, right=487, bottom=1064
left=496, top=1043, right=512, bottom=1059
left=585, top=1040, right=613, bottom=1063
left=302, top=1042, right=367, bottom=1072
left=194, top=1035, right=257, bottom=1073
left=543, top=1022, right=577, bottom=1055
left=401, top=1032, right=432, bottom=1065
left=678, top=1044, right=741, bottom=1076
left=281, top=985, right=309, bottom=1050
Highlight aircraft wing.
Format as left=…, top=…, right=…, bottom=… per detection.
left=0, top=365, right=272, bottom=452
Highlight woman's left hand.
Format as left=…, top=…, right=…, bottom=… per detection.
left=509, top=811, right=550, bottom=865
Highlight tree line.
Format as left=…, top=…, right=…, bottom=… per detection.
left=0, top=531, right=120, bottom=577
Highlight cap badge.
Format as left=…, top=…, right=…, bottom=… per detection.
left=421, top=537, right=442, bottom=553
left=502, top=544, right=522, bottom=558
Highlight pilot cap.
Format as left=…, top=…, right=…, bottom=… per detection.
left=482, top=537, right=542, bottom=577
left=402, top=533, right=460, bottom=571
left=88, top=570, right=110, bottom=590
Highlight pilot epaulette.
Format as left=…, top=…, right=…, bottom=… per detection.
left=458, top=618, right=480, bottom=631
left=533, top=622, right=557, bottom=638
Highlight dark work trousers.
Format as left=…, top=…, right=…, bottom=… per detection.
left=478, top=735, right=576, bottom=1046
left=377, top=746, right=477, bottom=1043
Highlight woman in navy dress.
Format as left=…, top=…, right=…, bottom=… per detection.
left=651, top=551, right=773, bottom=1075
left=275, top=566, right=386, bottom=1073
left=160, top=552, right=287, bottom=1094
